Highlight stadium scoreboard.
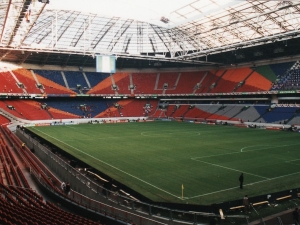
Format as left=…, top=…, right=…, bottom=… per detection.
left=96, top=55, right=116, bottom=73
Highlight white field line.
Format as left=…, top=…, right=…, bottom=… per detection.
left=286, top=159, right=300, bottom=163
left=241, top=145, right=275, bottom=152
left=191, top=158, right=269, bottom=180
left=185, top=171, right=300, bottom=200
left=188, top=143, right=300, bottom=199
left=192, top=143, right=300, bottom=160
left=241, top=143, right=300, bottom=152
left=32, top=127, right=182, bottom=199
left=285, top=159, right=300, bottom=166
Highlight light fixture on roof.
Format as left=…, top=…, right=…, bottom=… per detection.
left=154, top=62, right=162, bottom=67
left=274, top=47, right=284, bottom=53
left=160, top=17, right=169, bottom=24
left=38, top=0, right=50, bottom=3
left=253, top=51, right=263, bottom=57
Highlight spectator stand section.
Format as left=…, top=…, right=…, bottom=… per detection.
left=273, top=67, right=300, bottom=91
left=32, top=69, right=76, bottom=95
left=43, top=98, right=113, bottom=118
left=163, top=71, right=208, bottom=95
left=95, top=99, right=158, bottom=118
left=63, top=71, right=89, bottom=94
left=167, top=104, right=190, bottom=119
left=207, top=69, right=235, bottom=93
left=131, top=72, right=158, bottom=94
left=288, top=113, right=300, bottom=125
left=13, top=64, right=295, bottom=98
left=148, top=101, right=169, bottom=118
left=0, top=114, right=10, bottom=125
left=87, top=73, right=116, bottom=95
left=0, top=99, right=81, bottom=120
left=34, top=69, right=66, bottom=87
left=12, top=68, right=43, bottom=94
left=111, top=72, right=131, bottom=95
left=84, top=72, right=110, bottom=89
left=0, top=100, right=28, bottom=120
left=0, top=128, right=30, bottom=188
left=0, top=68, right=24, bottom=94
left=0, top=185, right=103, bottom=225
left=269, top=61, right=296, bottom=90
left=257, top=105, right=299, bottom=124
left=153, top=101, right=300, bottom=125
left=236, top=70, right=272, bottom=92
left=156, top=72, right=180, bottom=95
left=194, top=71, right=218, bottom=94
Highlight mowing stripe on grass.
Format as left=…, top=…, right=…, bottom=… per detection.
left=65, top=131, right=201, bottom=141
left=31, top=127, right=182, bottom=199
left=65, top=136, right=137, bottom=141
left=65, top=125, right=77, bottom=130
left=141, top=131, right=200, bottom=137
left=192, top=151, right=241, bottom=160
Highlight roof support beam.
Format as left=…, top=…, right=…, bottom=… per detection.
left=0, top=0, right=12, bottom=44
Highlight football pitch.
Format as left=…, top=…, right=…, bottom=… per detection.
left=27, top=121, right=300, bottom=205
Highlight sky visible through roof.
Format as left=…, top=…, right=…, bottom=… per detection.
left=46, top=0, right=188, bottom=26
left=45, top=0, right=243, bottom=27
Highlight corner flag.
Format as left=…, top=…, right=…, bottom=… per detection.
left=182, top=184, right=184, bottom=199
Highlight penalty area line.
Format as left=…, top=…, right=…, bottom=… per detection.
left=192, top=143, right=300, bottom=160
left=285, top=159, right=300, bottom=166
left=191, top=158, right=269, bottom=180
left=241, top=143, right=300, bottom=152
left=31, top=127, right=181, bottom=200
left=185, top=170, right=300, bottom=200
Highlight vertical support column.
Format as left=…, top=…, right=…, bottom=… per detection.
left=271, top=94, right=278, bottom=104
left=149, top=204, right=152, bottom=216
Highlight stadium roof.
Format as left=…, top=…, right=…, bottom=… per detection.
left=0, top=0, right=300, bottom=68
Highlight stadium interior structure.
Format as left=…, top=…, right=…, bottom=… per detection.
left=1, top=0, right=300, bottom=224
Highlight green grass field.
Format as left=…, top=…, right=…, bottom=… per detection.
left=27, top=121, right=300, bottom=205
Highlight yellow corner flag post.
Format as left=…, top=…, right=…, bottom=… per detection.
left=182, top=184, right=184, bottom=199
